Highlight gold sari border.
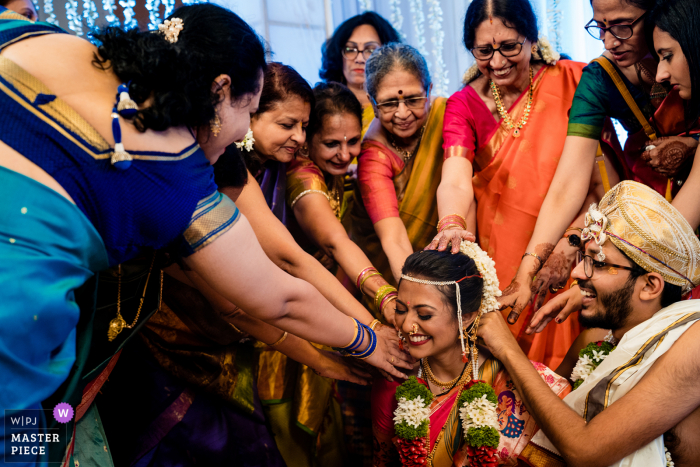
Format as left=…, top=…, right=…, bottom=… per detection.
left=518, top=442, right=566, bottom=467
left=183, top=192, right=241, bottom=252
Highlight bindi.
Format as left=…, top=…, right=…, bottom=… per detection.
left=398, top=90, right=403, bottom=95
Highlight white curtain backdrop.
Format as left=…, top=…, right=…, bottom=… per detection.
left=225, top=0, right=607, bottom=97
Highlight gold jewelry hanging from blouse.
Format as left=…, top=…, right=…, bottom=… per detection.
left=107, top=252, right=163, bottom=341
left=489, top=66, right=534, bottom=138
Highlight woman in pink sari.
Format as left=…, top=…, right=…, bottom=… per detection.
left=372, top=246, right=569, bottom=466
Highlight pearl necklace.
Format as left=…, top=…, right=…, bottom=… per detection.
left=489, top=66, right=534, bottom=138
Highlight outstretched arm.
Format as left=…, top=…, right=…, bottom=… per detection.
left=224, top=173, right=374, bottom=325
left=478, top=311, right=700, bottom=467
left=671, top=144, right=700, bottom=229
left=374, top=217, right=414, bottom=283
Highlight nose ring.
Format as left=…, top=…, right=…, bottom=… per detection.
left=501, top=60, right=506, bottom=66
left=409, top=323, right=418, bottom=336
left=613, top=41, right=620, bottom=47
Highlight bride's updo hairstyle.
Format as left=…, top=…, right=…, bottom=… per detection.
left=92, top=3, right=266, bottom=132
left=400, top=250, right=483, bottom=319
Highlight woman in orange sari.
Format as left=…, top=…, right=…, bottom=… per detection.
left=428, top=0, right=611, bottom=369
left=352, top=43, right=451, bottom=290
left=372, top=245, right=570, bottom=466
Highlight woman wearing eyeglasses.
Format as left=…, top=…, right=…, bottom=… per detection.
left=496, top=0, right=700, bottom=338
left=350, top=43, right=448, bottom=293
left=427, top=0, right=608, bottom=368
left=320, top=12, right=401, bottom=136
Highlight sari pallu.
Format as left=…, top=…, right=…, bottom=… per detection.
left=351, top=97, right=447, bottom=289
left=443, top=62, right=587, bottom=368
left=372, top=358, right=571, bottom=466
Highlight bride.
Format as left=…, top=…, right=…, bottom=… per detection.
left=372, top=242, right=570, bottom=466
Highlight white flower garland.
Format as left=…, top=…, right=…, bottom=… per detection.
left=408, top=0, right=428, bottom=57
left=427, top=0, right=448, bottom=96
left=65, top=0, right=83, bottom=36
left=459, top=394, right=499, bottom=432
left=235, top=128, right=255, bottom=152
left=358, top=0, right=372, bottom=13
left=546, top=0, right=563, bottom=53
left=394, top=396, right=431, bottom=428
left=665, top=447, right=674, bottom=467
left=389, top=0, right=407, bottom=42
left=570, top=354, right=595, bottom=384
left=82, top=0, right=99, bottom=31
left=119, top=0, right=138, bottom=29
left=146, top=0, right=162, bottom=31
left=101, top=0, right=119, bottom=25
left=459, top=241, right=501, bottom=314
left=43, top=0, right=58, bottom=25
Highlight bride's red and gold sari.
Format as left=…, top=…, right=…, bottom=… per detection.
left=371, top=358, right=570, bottom=466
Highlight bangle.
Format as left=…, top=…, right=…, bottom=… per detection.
left=380, top=294, right=397, bottom=314
left=355, top=267, right=378, bottom=290
left=269, top=331, right=288, bottom=347
left=369, top=319, right=382, bottom=330
left=340, top=317, right=362, bottom=351
left=522, top=252, right=543, bottom=265
left=570, top=279, right=579, bottom=289
left=438, top=222, right=465, bottom=232
left=374, top=285, right=398, bottom=310
left=360, top=272, right=382, bottom=294
left=437, top=214, right=467, bottom=232
left=353, top=322, right=377, bottom=360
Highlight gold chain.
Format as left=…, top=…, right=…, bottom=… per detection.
left=107, top=252, right=161, bottom=341
left=388, top=125, right=426, bottom=163
left=489, top=66, right=534, bottom=138
left=422, top=359, right=463, bottom=390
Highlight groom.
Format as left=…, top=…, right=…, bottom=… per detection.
left=478, top=181, right=700, bottom=467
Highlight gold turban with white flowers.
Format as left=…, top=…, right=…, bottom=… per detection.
left=581, top=181, right=700, bottom=293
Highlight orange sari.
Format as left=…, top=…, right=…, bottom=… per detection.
left=442, top=62, right=586, bottom=368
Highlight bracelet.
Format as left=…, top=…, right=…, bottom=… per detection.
left=374, top=284, right=398, bottom=310
left=269, top=331, right=288, bottom=347
left=340, top=317, right=362, bottom=350
left=437, top=214, right=467, bottom=232
left=355, top=267, right=378, bottom=290
left=359, top=272, right=382, bottom=294
left=369, top=319, right=382, bottom=330
left=380, top=294, right=397, bottom=314
left=353, top=322, right=377, bottom=360
left=570, top=279, right=579, bottom=289
left=438, top=222, right=465, bottom=233
left=522, top=252, right=543, bottom=265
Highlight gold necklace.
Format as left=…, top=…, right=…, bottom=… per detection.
left=489, top=66, right=534, bottom=138
left=388, top=125, right=426, bottom=163
left=421, top=359, right=464, bottom=391
left=107, top=252, right=162, bottom=341
left=635, top=62, right=668, bottom=101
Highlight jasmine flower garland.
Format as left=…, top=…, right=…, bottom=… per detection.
left=457, top=381, right=500, bottom=466
left=394, top=377, right=433, bottom=466
left=235, top=128, right=255, bottom=152
left=571, top=341, right=616, bottom=390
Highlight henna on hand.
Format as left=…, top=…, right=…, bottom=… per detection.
left=533, top=242, right=555, bottom=266
left=643, top=137, right=698, bottom=177
left=501, top=280, right=520, bottom=298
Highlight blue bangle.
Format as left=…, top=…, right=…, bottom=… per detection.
left=353, top=323, right=377, bottom=359
left=336, top=318, right=364, bottom=353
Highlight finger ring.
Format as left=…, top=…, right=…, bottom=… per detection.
left=646, top=145, right=656, bottom=151
left=549, top=286, right=562, bottom=294
left=391, top=356, right=395, bottom=363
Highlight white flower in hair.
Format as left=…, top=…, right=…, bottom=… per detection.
left=159, top=18, right=184, bottom=44
left=235, top=128, right=255, bottom=152
left=458, top=241, right=501, bottom=314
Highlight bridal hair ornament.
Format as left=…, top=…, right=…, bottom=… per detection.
left=462, top=35, right=560, bottom=84
left=235, top=128, right=255, bottom=152
left=159, top=18, right=184, bottom=44
left=401, top=240, right=501, bottom=375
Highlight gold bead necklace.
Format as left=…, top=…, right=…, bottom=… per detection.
left=489, top=66, right=534, bottom=138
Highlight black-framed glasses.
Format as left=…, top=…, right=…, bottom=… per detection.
left=584, top=12, right=646, bottom=41
left=370, top=95, right=429, bottom=114
left=576, top=252, right=637, bottom=279
left=471, top=38, right=526, bottom=61
left=342, top=45, right=379, bottom=60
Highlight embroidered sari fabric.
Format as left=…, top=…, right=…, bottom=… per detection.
left=286, top=156, right=346, bottom=221
left=442, top=62, right=586, bottom=368
left=371, top=358, right=571, bottom=466
left=351, top=97, right=447, bottom=286
left=568, top=57, right=699, bottom=197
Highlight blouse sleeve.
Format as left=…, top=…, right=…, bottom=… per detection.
left=357, top=142, right=402, bottom=224
left=179, top=191, right=242, bottom=256
left=442, top=88, right=478, bottom=162
left=567, top=62, right=610, bottom=140
left=286, top=157, right=330, bottom=208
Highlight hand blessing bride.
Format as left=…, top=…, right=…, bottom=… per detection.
left=424, top=228, right=476, bottom=254
left=530, top=237, right=579, bottom=311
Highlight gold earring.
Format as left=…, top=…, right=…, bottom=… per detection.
left=210, top=111, right=221, bottom=137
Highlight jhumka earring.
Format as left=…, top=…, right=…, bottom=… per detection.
left=397, top=330, right=405, bottom=351
left=210, top=111, right=222, bottom=137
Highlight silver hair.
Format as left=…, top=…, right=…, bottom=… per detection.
left=365, top=43, right=432, bottom=101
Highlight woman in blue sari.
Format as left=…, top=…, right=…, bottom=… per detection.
left=0, top=5, right=406, bottom=466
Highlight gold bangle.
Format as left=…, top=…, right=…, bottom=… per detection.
left=360, top=272, right=382, bottom=294
left=570, top=279, right=579, bottom=289
left=374, top=284, right=397, bottom=309
left=341, top=316, right=359, bottom=348
left=369, top=319, right=382, bottom=330
left=380, top=295, right=397, bottom=313
left=269, top=331, right=288, bottom=347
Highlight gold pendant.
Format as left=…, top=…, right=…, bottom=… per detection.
left=107, top=315, right=127, bottom=342
left=513, top=128, right=521, bottom=138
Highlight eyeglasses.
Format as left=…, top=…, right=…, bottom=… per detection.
left=576, top=252, right=638, bottom=279
left=371, top=95, right=429, bottom=114
left=584, top=12, right=646, bottom=41
left=342, top=45, right=379, bottom=60
left=471, top=38, right=526, bottom=61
